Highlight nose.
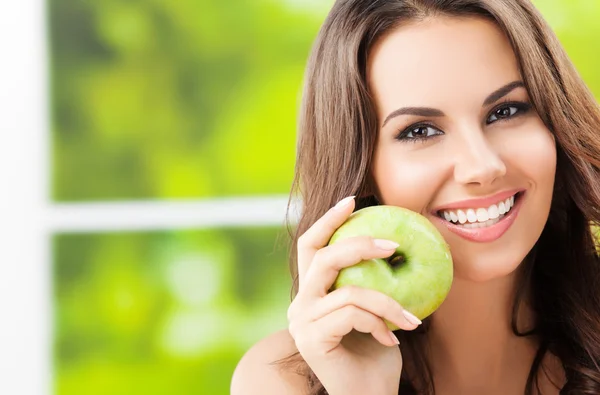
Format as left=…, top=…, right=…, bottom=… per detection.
left=453, top=128, right=506, bottom=187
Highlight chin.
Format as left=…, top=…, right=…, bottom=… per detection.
left=454, top=261, right=521, bottom=283
left=450, top=246, right=528, bottom=283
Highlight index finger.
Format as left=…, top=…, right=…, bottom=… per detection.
left=297, top=195, right=356, bottom=284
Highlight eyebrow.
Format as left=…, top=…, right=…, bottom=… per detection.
left=381, top=80, right=526, bottom=127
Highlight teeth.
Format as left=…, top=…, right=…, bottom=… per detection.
left=461, top=216, right=502, bottom=228
left=450, top=211, right=458, bottom=222
left=466, top=209, right=477, bottom=223
left=498, top=202, right=506, bottom=215
left=476, top=208, right=489, bottom=222
left=488, top=204, right=499, bottom=219
left=457, top=210, right=467, bottom=224
left=439, top=194, right=518, bottom=226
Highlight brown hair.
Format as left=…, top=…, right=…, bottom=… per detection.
left=282, top=0, right=600, bottom=394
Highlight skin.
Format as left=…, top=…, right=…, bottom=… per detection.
left=231, top=16, right=563, bottom=395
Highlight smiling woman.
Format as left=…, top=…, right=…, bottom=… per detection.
left=232, top=1, right=600, bottom=395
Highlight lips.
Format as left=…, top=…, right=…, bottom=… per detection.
left=431, top=191, right=525, bottom=243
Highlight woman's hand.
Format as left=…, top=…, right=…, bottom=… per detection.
left=287, top=196, right=421, bottom=395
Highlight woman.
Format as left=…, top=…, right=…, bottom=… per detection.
left=232, top=0, right=600, bottom=394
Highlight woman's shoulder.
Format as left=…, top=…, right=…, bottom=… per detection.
left=231, top=328, right=308, bottom=395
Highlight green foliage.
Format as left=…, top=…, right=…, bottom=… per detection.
left=50, top=0, right=327, bottom=201
left=53, top=228, right=292, bottom=394
left=533, top=0, right=600, bottom=96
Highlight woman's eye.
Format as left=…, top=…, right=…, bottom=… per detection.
left=396, top=125, right=442, bottom=141
left=487, top=102, right=530, bottom=124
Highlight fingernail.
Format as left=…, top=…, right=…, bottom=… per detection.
left=333, top=196, right=355, bottom=210
left=402, top=310, right=422, bottom=326
left=373, top=239, right=399, bottom=250
left=389, top=331, right=400, bottom=345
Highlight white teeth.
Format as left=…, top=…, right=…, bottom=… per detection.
left=457, top=210, right=467, bottom=224
left=476, top=208, right=489, bottom=222
left=466, top=209, right=477, bottom=223
left=498, top=201, right=506, bottom=215
left=488, top=204, right=499, bottom=219
left=439, top=193, right=519, bottom=226
left=450, top=211, right=458, bottom=222
left=461, top=216, right=501, bottom=228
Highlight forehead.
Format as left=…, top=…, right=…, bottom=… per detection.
left=367, top=16, right=522, bottom=113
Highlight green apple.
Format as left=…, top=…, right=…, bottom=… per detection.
left=328, top=205, right=453, bottom=330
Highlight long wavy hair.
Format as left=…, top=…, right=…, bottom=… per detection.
left=279, top=0, right=600, bottom=394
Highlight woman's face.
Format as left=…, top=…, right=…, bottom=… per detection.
left=368, top=16, right=556, bottom=282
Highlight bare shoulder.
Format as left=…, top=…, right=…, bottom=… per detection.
left=231, top=328, right=309, bottom=395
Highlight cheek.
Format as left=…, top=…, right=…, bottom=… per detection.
left=506, top=123, right=557, bottom=244
left=496, top=120, right=557, bottom=188
left=372, top=145, right=449, bottom=214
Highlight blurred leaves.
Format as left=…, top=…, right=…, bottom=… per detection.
left=53, top=228, right=291, bottom=394
left=533, top=0, right=600, bottom=97
left=50, top=0, right=326, bottom=201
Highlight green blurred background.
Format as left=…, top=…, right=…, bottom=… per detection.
left=49, top=1, right=600, bottom=394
